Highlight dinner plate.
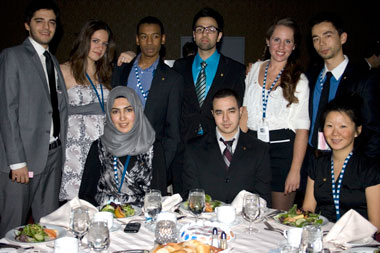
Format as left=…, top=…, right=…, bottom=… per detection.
left=343, top=247, right=379, bottom=253
left=273, top=213, right=329, bottom=227
left=5, top=224, right=66, bottom=245
left=99, top=205, right=142, bottom=219
left=179, top=201, right=225, bottom=214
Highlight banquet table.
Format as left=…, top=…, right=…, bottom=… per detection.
left=0, top=210, right=336, bottom=253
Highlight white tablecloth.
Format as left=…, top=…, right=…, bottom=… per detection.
left=0, top=211, right=334, bottom=253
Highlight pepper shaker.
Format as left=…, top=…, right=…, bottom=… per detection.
left=211, top=227, right=219, bottom=247
left=220, top=231, right=227, bottom=250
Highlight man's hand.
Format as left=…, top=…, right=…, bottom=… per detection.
left=11, top=166, right=29, bottom=184
left=117, top=51, right=136, bottom=66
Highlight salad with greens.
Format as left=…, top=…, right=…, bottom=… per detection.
left=15, top=224, right=57, bottom=242
left=101, top=202, right=135, bottom=218
left=183, top=194, right=222, bottom=212
left=274, top=204, right=324, bottom=227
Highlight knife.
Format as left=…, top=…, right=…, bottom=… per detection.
left=112, top=250, right=150, bottom=253
left=0, top=242, right=33, bottom=250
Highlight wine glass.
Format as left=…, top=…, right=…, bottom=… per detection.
left=143, top=189, right=162, bottom=224
left=70, top=207, right=90, bottom=246
left=242, top=194, right=260, bottom=233
left=188, top=189, right=205, bottom=222
left=87, top=220, right=110, bottom=252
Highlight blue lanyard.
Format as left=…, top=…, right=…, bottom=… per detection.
left=134, top=66, right=148, bottom=101
left=85, top=73, right=105, bottom=113
left=330, top=152, right=353, bottom=220
left=113, top=156, right=131, bottom=193
left=261, top=61, right=284, bottom=119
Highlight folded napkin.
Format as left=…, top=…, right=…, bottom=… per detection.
left=231, top=190, right=268, bottom=215
left=324, top=209, right=377, bottom=245
left=39, top=197, right=98, bottom=227
left=162, top=193, right=182, bottom=212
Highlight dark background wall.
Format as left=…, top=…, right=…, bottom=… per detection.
left=1, top=0, right=379, bottom=68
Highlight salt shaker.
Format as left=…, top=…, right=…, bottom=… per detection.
left=220, top=231, right=227, bottom=250
left=211, top=227, right=219, bottom=247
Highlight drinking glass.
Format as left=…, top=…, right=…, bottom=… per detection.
left=242, top=194, right=260, bottom=233
left=143, top=189, right=162, bottom=223
left=87, top=220, right=110, bottom=252
left=300, top=225, right=323, bottom=253
left=188, top=189, right=205, bottom=222
left=70, top=207, right=90, bottom=246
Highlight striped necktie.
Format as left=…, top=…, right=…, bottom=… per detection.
left=220, top=138, right=235, bottom=168
left=195, top=61, right=207, bottom=107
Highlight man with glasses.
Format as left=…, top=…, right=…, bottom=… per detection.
left=172, top=7, right=245, bottom=194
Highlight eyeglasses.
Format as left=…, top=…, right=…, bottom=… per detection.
left=194, top=26, right=219, bottom=34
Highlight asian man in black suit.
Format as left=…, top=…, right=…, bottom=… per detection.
left=182, top=89, right=271, bottom=205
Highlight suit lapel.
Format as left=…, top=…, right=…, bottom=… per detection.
left=205, top=133, right=228, bottom=177
left=145, top=60, right=165, bottom=114
left=184, top=56, right=201, bottom=110
left=228, top=132, right=249, bottom=177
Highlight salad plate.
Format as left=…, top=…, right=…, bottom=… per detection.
left=5, top=224, right=66, bottom=244
left=99, top=203, right=142, bottom=220
left=179, top=200, right=225, bottom=214
left=273, top=205, right=328, bottom=228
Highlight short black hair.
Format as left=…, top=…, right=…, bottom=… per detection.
left=136, top=16, right=165, bottom=35
left=321, top=94, right=363, bottom=129
left=192, top=7, right=224, bottom=32
left=364, top=39, right=380, bottom=58
left=24, top=0, right=60, bottom=24
left=212, top=88, right=241, bottom=109
left=309, top=12, right=345, bottom=35
left=182, top=41, right=197, bottom=57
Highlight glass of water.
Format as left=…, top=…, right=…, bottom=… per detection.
left=300, top=225, right=323, bottom=253
left=87, top=220, right=110, bottom=252
left=242, top=194, right=260, bottom=234
left=144, top=189, right=162, bottom=223
left=70, top=207, right=90, bottom=246
left=188, top=189, right=205, bottom=222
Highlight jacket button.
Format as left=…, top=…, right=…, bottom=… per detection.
left=225, top=178, right=230, bottom=183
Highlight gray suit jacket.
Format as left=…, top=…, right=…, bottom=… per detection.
left=0, top=38, right=68, bottom=175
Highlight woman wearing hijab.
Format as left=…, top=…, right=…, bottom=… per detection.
left=79, top=86, right=164, bottom=206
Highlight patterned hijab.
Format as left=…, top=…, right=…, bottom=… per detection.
left=100, top=86, right=155, bottom=157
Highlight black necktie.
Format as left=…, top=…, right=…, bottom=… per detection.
left=44, top=51, right=60, bottom=138
left=311, top=72, right=332, bottom=147
left=220, top=138, right=235, bottom=168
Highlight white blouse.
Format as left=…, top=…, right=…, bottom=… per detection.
left=243, top=60, right=310, bottom=132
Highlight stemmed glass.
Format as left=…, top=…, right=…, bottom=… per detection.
left=143, top=189, right=162, bottom=224
left=87, top=220, right=110, bottom=252
left=70, top=207, right=90, bottom=246
left=242, top=194, right=261, bottom=233
left=188, top=189, right=205, bottom=222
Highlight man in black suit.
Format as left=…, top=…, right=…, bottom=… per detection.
left=172, top=8, right=245, bottom=193
left=182, top=89, right=271, bottom=205
left=307, top=13, right=380, bottom=159
left=111, top=16, right=184, bottom=193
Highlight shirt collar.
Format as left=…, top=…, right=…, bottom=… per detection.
left=134, top=53, right=160, bottom=71
left=28, top=36, right=49, bottom=57
left=194, top=50, right=220, bottom=68
left=323, top=55, right=349, bottom=80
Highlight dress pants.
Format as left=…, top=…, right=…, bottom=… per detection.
left=0, top=145, right=62, bottom=237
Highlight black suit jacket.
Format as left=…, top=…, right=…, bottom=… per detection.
left=111, top=58, right=184, bottom=168
left=173, top=54, right=245, bottom=141
left=307, top=62, right=380, bottom=158
left=182, top=130, right=272, bottom=205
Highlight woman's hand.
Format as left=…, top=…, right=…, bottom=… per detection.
left=117, top=51, right=136, bottom=66
left=284, top=169, right=300, bottom=194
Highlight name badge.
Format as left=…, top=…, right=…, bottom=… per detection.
left=317, top=131, right=331, bottom=151
left=257, top=121, right=270, bottom=143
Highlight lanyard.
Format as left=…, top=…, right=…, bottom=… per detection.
left=113, top=156, right=131, bottom=193
left=85, top=73, right=105, bottom=113
left=134, top=66, right=148, bottom=101
left=330, top=151, right=353, bottom=220
left=261, top=61, right=284, bottom=120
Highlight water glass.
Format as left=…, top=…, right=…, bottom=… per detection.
left=70, top=207, right=90, bottom=245
left=300, top=225, right=323, bottom=253
left=242, top=194, right=260, bottom=233
left=87, top=220, right=110, bottom=252
left=144, top=189, right=162, bottom=223
left=154, top=212, right=178, bottom=245
left=188, top=189, right=205, bottom=222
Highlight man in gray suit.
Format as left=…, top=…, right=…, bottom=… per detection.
left=0, top=0, right=67, bottom=236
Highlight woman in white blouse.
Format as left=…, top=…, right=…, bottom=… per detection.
left=240, top=17, right=310, bottom=210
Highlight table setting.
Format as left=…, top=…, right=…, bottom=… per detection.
left=0, top=190, right=379, bottom=253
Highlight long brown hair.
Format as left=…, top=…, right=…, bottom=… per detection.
left=263, top=17, right=302, bottom=107
left=68, top=20, right=115, bottom=89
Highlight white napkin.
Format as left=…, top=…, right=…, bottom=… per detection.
left=162, top=193, right=182, bottom=212
left=324, top=209, right=377, bottom=246
left=231, top=190, right=268, bottom=215
left=39, top=197, right=98, bottom=227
